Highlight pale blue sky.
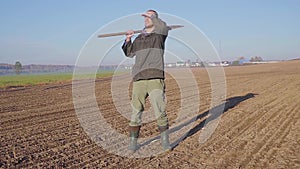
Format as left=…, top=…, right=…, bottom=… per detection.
left=0, top=0, right=299, bottom=65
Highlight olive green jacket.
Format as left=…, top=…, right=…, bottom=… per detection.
left=122, top=17, right=169, bottom=81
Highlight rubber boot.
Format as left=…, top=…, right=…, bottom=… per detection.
left=128, top=126, right=140, bottom=152
left=158, top=126, right=172, bottom=151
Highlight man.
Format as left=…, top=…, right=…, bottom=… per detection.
left=122, top=9, right=171, bottom=152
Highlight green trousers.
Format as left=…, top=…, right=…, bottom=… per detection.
left=130, top=79, right=169, bottom=127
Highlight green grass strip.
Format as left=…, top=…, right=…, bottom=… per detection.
left=0, top=70, right=122, bottom=88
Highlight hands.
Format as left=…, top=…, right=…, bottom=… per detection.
left=126, top=30, right=134, bottom=42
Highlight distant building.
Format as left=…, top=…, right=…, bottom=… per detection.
left=220, top=61, right=230, bottom=66
left=190, top=62, right=203, bottom=67
left=207, top=61, right=230, bottom=67
left=165, top=63, right=176, bottom=68
left=176, top=61, right=185, bottom=67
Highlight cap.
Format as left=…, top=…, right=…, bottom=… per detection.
left=141, top=9, right=158, bottom=18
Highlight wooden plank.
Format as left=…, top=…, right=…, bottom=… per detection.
left=97, top=25, right=184, bottom=38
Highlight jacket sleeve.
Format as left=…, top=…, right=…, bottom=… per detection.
left=122, top=40, right=135, bottom=58
left=152, top=17, right=169, bottom=36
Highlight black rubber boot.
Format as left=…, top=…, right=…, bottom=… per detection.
left=128, top=126, right=141, bottom=152
left=158, top=126, right=172, bottom=151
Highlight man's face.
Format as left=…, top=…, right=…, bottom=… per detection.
left=144, top=11, right=155, bottom=28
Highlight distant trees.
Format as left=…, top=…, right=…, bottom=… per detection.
left=14, top=61, right=22, bottom=75
left=238, top=56, right=245, bottom=61
left=232, top=56, right=264, bottom=66
left=250, top=56, right=263, bottom=62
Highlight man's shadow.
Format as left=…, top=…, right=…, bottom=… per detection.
left=140, top=93, right=258, bottom=149
left=170, top=92, right=258, bottom=148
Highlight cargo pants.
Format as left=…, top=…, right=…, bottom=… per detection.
left=129, top=79, right=169, bottom=127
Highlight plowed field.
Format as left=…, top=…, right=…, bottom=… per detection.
left=1, top=60, right=299, bottom=168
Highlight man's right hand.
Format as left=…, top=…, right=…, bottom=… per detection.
left=126, top=30, right=134, bottom=42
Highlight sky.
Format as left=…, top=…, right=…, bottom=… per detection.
left=0, top=0, right=299, bottom=65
